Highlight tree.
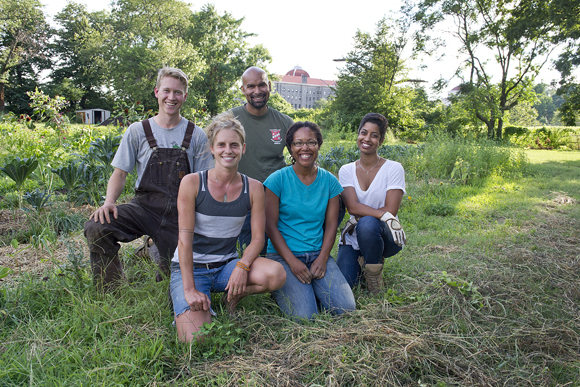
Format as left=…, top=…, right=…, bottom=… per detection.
left=185, top=4, right=271, bottom=117
left=267, top=92, right=294, bottom=116
left=511, top=0, right=580, bottom=126
left=4, top=60, right=42, bottom=115
left=533, top=83, right=561, bottom=125
left=409, top=0, right=558, bottom=138
left=506, top=100, right=540, bottom=126
left=557, top=83, right=579, bottom=126
left=108, top=0, right=203, bottom=110
left=0, top=0, right=50, bottom=113
left=328, top=17, right=419, bottom=132
left=52, top=3, right=114, bottom=110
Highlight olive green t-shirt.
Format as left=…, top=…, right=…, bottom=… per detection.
left=230, top=105, right=294, bottom=183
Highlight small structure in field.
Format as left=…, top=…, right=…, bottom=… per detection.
left=76, top=109, right=111, bottom=125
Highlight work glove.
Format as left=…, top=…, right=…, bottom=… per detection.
left=340, top=216, right=358, bottom=245
left=380, top=211, right=406, bottom=248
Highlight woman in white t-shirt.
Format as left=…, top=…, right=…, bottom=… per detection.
left=336, top=113, right=407, bottom=295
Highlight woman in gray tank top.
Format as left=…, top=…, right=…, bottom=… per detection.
left=169, top=112, right=286, bottom=343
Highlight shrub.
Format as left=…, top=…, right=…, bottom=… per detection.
left=505, top=126, right=580, bottom=149
left=406, top=132, right=528, bottom=184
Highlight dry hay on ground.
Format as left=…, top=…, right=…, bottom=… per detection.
left=0, top=206, right=146, bottom=286
left=0, top=209, right=25, bottom=238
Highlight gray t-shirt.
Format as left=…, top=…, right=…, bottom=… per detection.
left=112, top=117, right=213, bottom=188
left=230, top=105, right=294, bottom=183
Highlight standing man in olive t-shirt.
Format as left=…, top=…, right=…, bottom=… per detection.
left=230, top=67, right=294, bottom=254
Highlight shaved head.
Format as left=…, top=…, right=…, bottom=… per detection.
left=242, top=66, right=268, bottom=85
left=240, top=66, right=271, bottom=115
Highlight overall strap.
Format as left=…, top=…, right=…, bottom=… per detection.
left=181, top=120, right=196, bottom=149
left=141, top=119, right=157, bottom=149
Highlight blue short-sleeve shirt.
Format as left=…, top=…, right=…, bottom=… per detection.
left=264, top=166, right=343, bottom=254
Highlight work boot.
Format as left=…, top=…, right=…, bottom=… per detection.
left=90, top=252, right=125, bottom=292
left=364, top=263, right=384, bottom=295
left=134, top=236, right=154, bottom=261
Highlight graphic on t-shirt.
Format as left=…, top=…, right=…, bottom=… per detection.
left=270, top=129, right=282, bottom=144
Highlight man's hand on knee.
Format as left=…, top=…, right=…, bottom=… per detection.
left=89, top=202, right=118, bottom=224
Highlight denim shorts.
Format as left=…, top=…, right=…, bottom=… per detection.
left=169, top=259, right=239, bottom=317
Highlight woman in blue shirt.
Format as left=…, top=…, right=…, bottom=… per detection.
left=264, top=121, right=355, bottom=320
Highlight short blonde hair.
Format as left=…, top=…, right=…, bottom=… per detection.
left=156, top=67, right=188, bottom=93
left=206, top=111, right=246, bottom=145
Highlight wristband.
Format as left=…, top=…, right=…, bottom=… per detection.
left=236, top=261, right=250, bottom=271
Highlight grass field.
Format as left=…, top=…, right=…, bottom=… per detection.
left=1, top=138, right=579, bottom=385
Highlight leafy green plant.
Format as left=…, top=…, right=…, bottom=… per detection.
left=0, top=266, right=12, bottom=318
left=192, top=321, right=246, bottom=359
left=31, top=157, right=55, bottom=190
left=27, top=88, right=69, bottom=140
left=52, top=161, right=85, bottom=193
left=436, top=271, right=484, bottom=308
left=450, top=157, right=473, bottom=185
left=113, top=101, right=154, bottom=125
left=424, top=202, right=456, bottom=216
left=75, top=162, right=106, bottom=205
left=60, top=240, right=89, bottom=287
left=0, top=266, right=13, bottom=280
left=85, top=134, right=122, bottom=176
left=318, top=145, right=361, bottom=174
left=1, top=157, right=39, bottom=207
left=23, top=188, right=52, bottom=211
left=1, top=157, right=39, bottom=190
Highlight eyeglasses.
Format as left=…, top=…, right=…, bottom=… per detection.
left=292, top=140, right=318, bottom=148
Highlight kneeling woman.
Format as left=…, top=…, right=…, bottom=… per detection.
left=336, top=113, right=406, bottom=295
left=171, top=112, right=286, bottom=342
left=264, top=121, right=355, bottom=320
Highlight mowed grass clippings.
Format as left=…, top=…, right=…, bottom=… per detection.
left=1, top=148, right=580, bottom=386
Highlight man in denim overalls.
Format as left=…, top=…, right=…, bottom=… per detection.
left=84, top=67, right=213, bottom=290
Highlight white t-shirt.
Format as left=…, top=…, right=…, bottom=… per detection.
left=112, top=117, right=213, bottom=188
left=338, top=159, right=406, bottom=250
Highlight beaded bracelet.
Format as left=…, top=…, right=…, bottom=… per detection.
left=236, top=261, right=250, bottom=271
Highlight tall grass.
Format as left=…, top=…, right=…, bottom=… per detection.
left=319, top=131, right=528, bottom=185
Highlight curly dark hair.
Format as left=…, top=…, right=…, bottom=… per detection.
left=358, top=113, right=388, bottom=141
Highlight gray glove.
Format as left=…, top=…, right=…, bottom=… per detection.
left=340, top=216, right=358, bottom=245
left=380, top=211, right=406, bottom=247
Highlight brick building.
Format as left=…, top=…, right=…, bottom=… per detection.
left=273, top=66, right=336, bottom=109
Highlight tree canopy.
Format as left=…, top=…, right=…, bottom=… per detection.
left=1, top=0, right=579, bottom=129
left=407, top=0, right=559, bottom=138
left=1, top=0, right=271, bottom=117
left=0, top=0, right=50, bottom=113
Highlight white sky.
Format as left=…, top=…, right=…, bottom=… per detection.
left=43, top=0, right=569, bottom=97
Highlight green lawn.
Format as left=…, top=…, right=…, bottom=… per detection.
left=1, top=127, right=579, bottom=385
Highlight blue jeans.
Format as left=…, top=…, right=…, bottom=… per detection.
left=267, top=251, right=356, bottom=320
left=169, top=260, right=238, bottom=317
left=336, top=216, right=402, bottom=288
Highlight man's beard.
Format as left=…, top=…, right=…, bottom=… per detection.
left=248, top=94, right=268, bottom=109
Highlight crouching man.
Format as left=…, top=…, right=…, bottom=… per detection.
left=84, top=67, right=212, bottom=290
